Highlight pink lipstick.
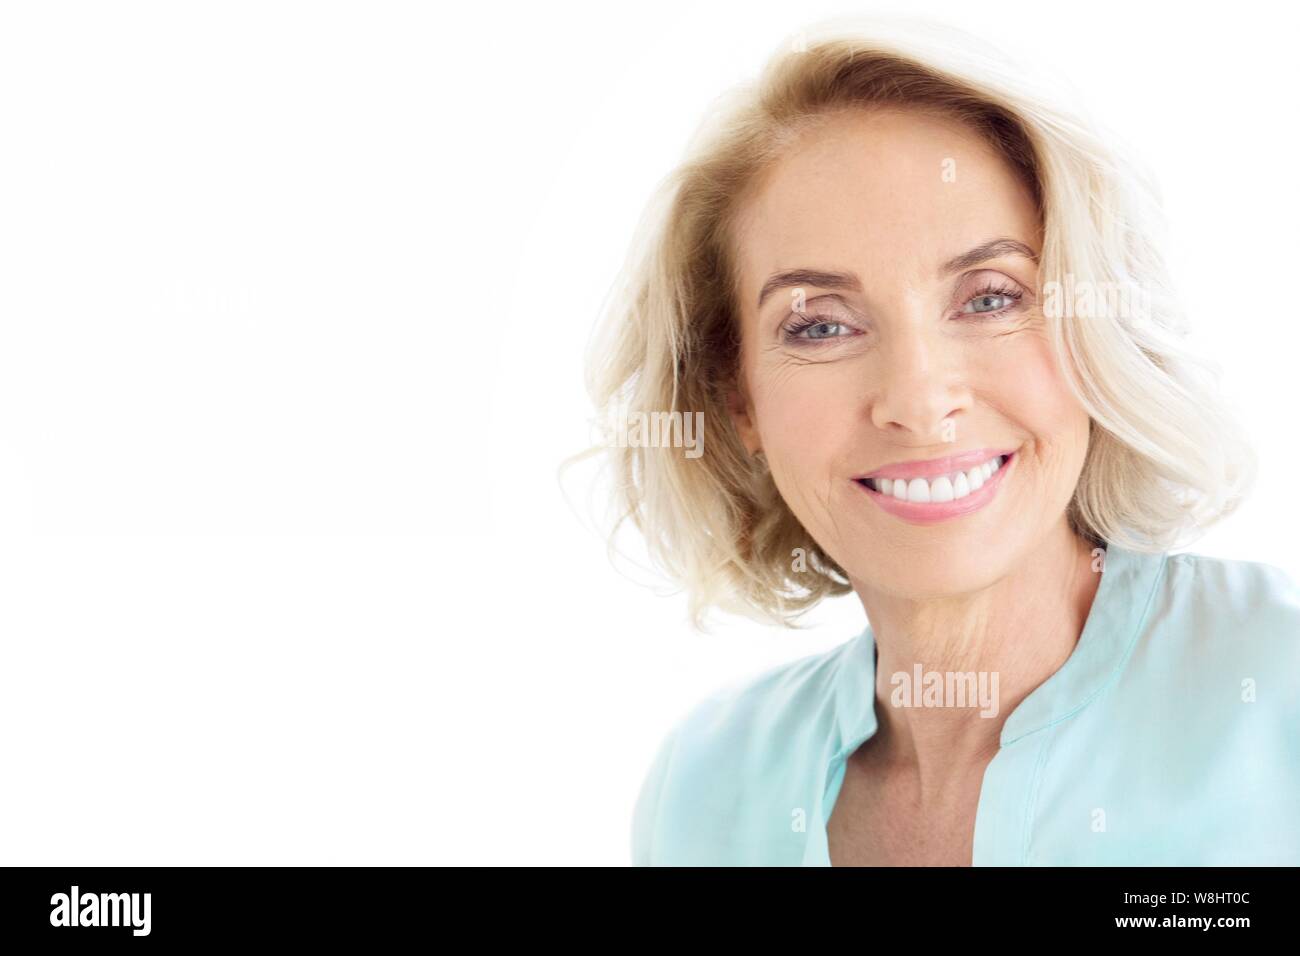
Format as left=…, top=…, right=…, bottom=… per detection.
left=853, top=449, right=1017, bottom=525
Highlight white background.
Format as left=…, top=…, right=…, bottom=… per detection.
left=0, top=0, right=1295, bottom=865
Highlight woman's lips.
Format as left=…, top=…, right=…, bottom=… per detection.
left=854, top=447, right=1017, bottom=481
left=854, top=452, right=1016, bottom=525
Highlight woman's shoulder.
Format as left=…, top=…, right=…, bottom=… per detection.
left=1163, top=548, right=1300, bottom=602
left=1101, top=550, right=1300, bottom=859
left=630, top=635, right=858, bottom=865
left=670, top=638, right=852, bottom=742
left=1138, top=548, right=1300, bottom=703
left=1155, top=549, right=1300, bottom=650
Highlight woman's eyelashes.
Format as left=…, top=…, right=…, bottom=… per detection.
left=778, top=296, right=865, bottom=344
left=782, top=315, right=860, bottom=342
left=959, top=279, right=1025, bottom=318
left=779, top=278, right=1027, bottom=345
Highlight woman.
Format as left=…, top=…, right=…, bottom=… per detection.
left=582, top=16, right=1300, bottom=865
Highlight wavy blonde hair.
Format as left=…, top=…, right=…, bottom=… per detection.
left=569, top=14, right=1256, bottom=630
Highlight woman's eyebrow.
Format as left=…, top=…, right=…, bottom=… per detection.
left=755, top=238, right=1039, bottom=310
left=756, top=269, right=861, bottom=310
left=940, top=237, right=1039, bottom=276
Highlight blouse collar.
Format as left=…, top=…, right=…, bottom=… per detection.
left=830, top=541, right=1169, bottom=759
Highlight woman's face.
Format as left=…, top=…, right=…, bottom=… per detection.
left=726, top=108, right=1091, bottom=598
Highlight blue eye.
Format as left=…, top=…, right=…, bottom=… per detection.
left=790, top=319, right=847, bottom=340
left=961, top=285, right=1023, bottom=316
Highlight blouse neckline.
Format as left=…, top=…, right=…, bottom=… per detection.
left=812, top=541, right=1169, bottom=865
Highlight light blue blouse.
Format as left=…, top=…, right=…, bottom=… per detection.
left=631, top=543, right=1300, bottom=865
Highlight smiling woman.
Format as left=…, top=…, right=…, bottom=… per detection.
left=574, top=15, right=1300, bottom=866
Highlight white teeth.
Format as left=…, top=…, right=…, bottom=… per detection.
left=953, top=471, right=970, bottom=498
left=868, top=454, right=1007, bottom=502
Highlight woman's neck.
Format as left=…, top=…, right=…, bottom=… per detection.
left=850, top=523, right=1103, bottom=799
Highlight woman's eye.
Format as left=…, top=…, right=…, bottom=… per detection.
left=961, top=288, right=1022, bottom=315
left=801, top=321, right=846, bottom=339
left=784, top=317, right=853, bottom=342
left=971, top=294, right=1009, bottom=312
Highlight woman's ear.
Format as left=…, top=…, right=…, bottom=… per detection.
left=725, top=377, right=761, bottom=457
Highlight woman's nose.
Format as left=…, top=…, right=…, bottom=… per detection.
left=868, top=323, right=971, bottom=441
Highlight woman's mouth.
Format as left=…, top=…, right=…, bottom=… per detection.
left=853, top=450, right=1015, bottom=524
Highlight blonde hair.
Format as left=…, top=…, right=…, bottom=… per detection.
left=569, top=14, right=1256, bottom=630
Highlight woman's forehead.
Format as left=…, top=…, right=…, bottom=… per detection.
left=731, top=120, right=1039, bottom=302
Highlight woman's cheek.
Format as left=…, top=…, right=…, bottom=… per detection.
left=991, top=334, right=1078, bottom=425
left=760, top=377, right=851, bottom=469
